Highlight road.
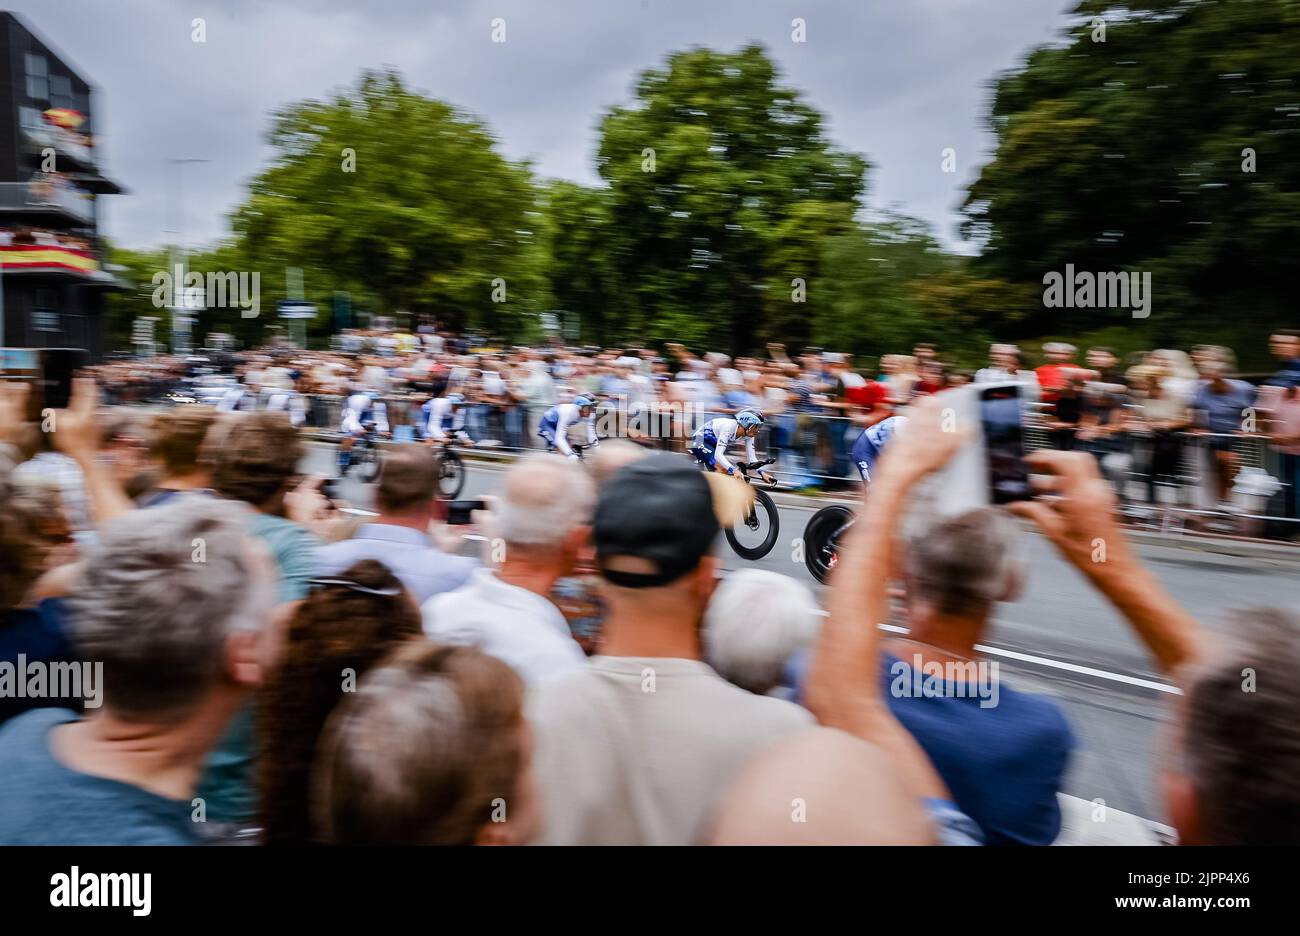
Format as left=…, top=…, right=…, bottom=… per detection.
left=304, top=442, right=1300, bottom=828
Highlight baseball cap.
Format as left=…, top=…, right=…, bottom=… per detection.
left=594, top=453, right=720, bottom=588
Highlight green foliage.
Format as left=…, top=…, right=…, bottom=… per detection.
left=814, top=212, right=963, bottom=359
left=230, top=69, right=549, bottom=341
left=595, top=44, right=867, bottom=353
left=101, top=241, right=170, bottom=351
left=963, top=0, right=1300, bottom=352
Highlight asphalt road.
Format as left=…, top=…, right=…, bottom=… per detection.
left=305, top=441, right=1300, bottom=828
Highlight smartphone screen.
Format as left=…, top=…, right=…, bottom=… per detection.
left=39, top=349, right=84, bottom=411
left=979, top=385, right=1032, bottom=504
left=447, top=499, right=486, bottom=525
left=1, top=347, right=84, bottom=422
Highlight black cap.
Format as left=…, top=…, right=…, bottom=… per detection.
left=594, top=453, right=719, bottom=588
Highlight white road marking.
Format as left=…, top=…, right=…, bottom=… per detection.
left=812, top=610, right=1181, bottom=695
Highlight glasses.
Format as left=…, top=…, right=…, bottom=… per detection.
left=307, top=577, right=404, bottom=597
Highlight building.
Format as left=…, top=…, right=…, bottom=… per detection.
left=0, top=10, right=125, bottom=359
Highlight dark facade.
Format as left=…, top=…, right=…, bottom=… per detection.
left=0, top=11, right=124, bottom=360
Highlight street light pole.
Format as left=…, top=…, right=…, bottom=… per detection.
left=164, top=157, right=210, bottom=355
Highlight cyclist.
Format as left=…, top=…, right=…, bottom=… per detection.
left=850, top=414, right=908, bottom=484
left=264, top=386, right=307, bottom=428
left=690, top=410, right=773, bottom=483
left=423, top=392, right=475, bottom=445
left=539, top=394, right=599, bottom=459
left=337, top=385, right=390, bottom=475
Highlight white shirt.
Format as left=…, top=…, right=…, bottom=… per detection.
left=421, top=568, right=585, bottom=685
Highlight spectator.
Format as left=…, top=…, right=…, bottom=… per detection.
left=212, top=411, right=322, bottom=604
left=258, top=560, right=424, bottom=844
left=708, top=727, right=935, bottom=845
left=137, top=405, right=220, bottom=507
left=549, top=440, right=651, bottom=654
left=1011, top=450, right=1300, bottom=844
left=1034, top=342, right=1078, bottom=406
left=886, top=507, right=1073, bottom=844
left=317, top=444, right=476, bottom=604
left=1190, top=359, right=1256, bottom=504
left=527, top=453, right=812, bottom=845
left=203, top=410, right=324, bottom=832
left=0, top=497, right=275, bottom=844
left=703, top=569, right=820, bottom=697
left=313, top=641, right=537, bottom=845
left=1268, top=329, right=1300, bottom=389
left=422, top=454, right=592, bottom=684
left=1128, top=365, right=1190, bottom=508
left=1258, top=350, right=1300, bottom=521
left=0, top=408, right=78, bottom=726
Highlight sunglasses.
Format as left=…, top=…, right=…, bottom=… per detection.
left=307, top=577, right=404, bottom=597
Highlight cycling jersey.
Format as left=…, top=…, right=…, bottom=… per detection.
left=690, top=416, right=756, bottom=474
left=539, top=402, right=597, bottom=457
left=264, top=389, right=307, bottom=427
left=423, top=396, right=471, bottom=442
left=340, top=392, right=390, bottom=436
left=216, top=385, right=254, bottom=413
left=850, top=415, right=907, bottom=483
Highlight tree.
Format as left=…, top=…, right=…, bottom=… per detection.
left=537, top=180, right=617, bottom=345
left=230, top=69, right=548, bottom=340
left=963, top=0, right=1300, bottom=358
left=815, top=212, right=965, bottom=360
left=101, top=242, right=170, bottom=352
left=596, top=45, right=867, bottom=353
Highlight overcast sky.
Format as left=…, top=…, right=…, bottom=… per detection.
left=11, top=0, right=1075, bottom=253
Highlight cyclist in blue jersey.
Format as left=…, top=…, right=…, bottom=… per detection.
left=422, top=392, right=474, bottom=445
left=538, top=395, right=599, bottom=458
left=850, top=415, right=908, bottom=484
left=337, top=386, right=390, bottom=474
left=689, top=410, right=773, bottom=483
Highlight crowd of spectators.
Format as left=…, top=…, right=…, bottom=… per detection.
left=92, top=325, right=1300, bottom=537
left=1, top=371, right=1298, bottom=846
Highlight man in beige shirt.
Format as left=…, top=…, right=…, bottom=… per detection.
left=527, top=454, right=811, bottom=845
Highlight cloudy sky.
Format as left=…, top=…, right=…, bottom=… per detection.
left=13, top=0, right=1075, bottom=253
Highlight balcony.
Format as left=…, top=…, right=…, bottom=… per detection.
left=22, top=124, right=96, bottom=172
left=0, top=181, right=95, bottom=224
left=0, top=241, right=110, bottom=282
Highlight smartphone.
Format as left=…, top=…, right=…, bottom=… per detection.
left=913, top=381, right=1037, bottom=521
left=1, top=347, right=85, bottom=424
left=446, top=499, right=487, bottom=526
left=978, top=384, right=1033, bottom=504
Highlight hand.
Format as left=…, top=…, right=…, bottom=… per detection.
left=1007, top=450, right=1129, bottom=574
left=48, top=377, right=101, bottom=463
left=758, top=470, right=775, bottom=486
left=285, top=474, right=331, bottom=528
left=0, top=381, right=29, bottom=448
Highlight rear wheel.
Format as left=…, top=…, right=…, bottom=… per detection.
left=436, top=448, right=466, bottom=500
left=725, top=487, right=780, bottom=560
left=802, top=504, right=854, bottom=584
left=354, top=442, right=380, bottom=483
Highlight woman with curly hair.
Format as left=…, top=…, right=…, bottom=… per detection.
left=257, top=559, right=424, bottom=844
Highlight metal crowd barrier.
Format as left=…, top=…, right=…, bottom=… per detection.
left=290, top=391, right=1297, bottom=537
